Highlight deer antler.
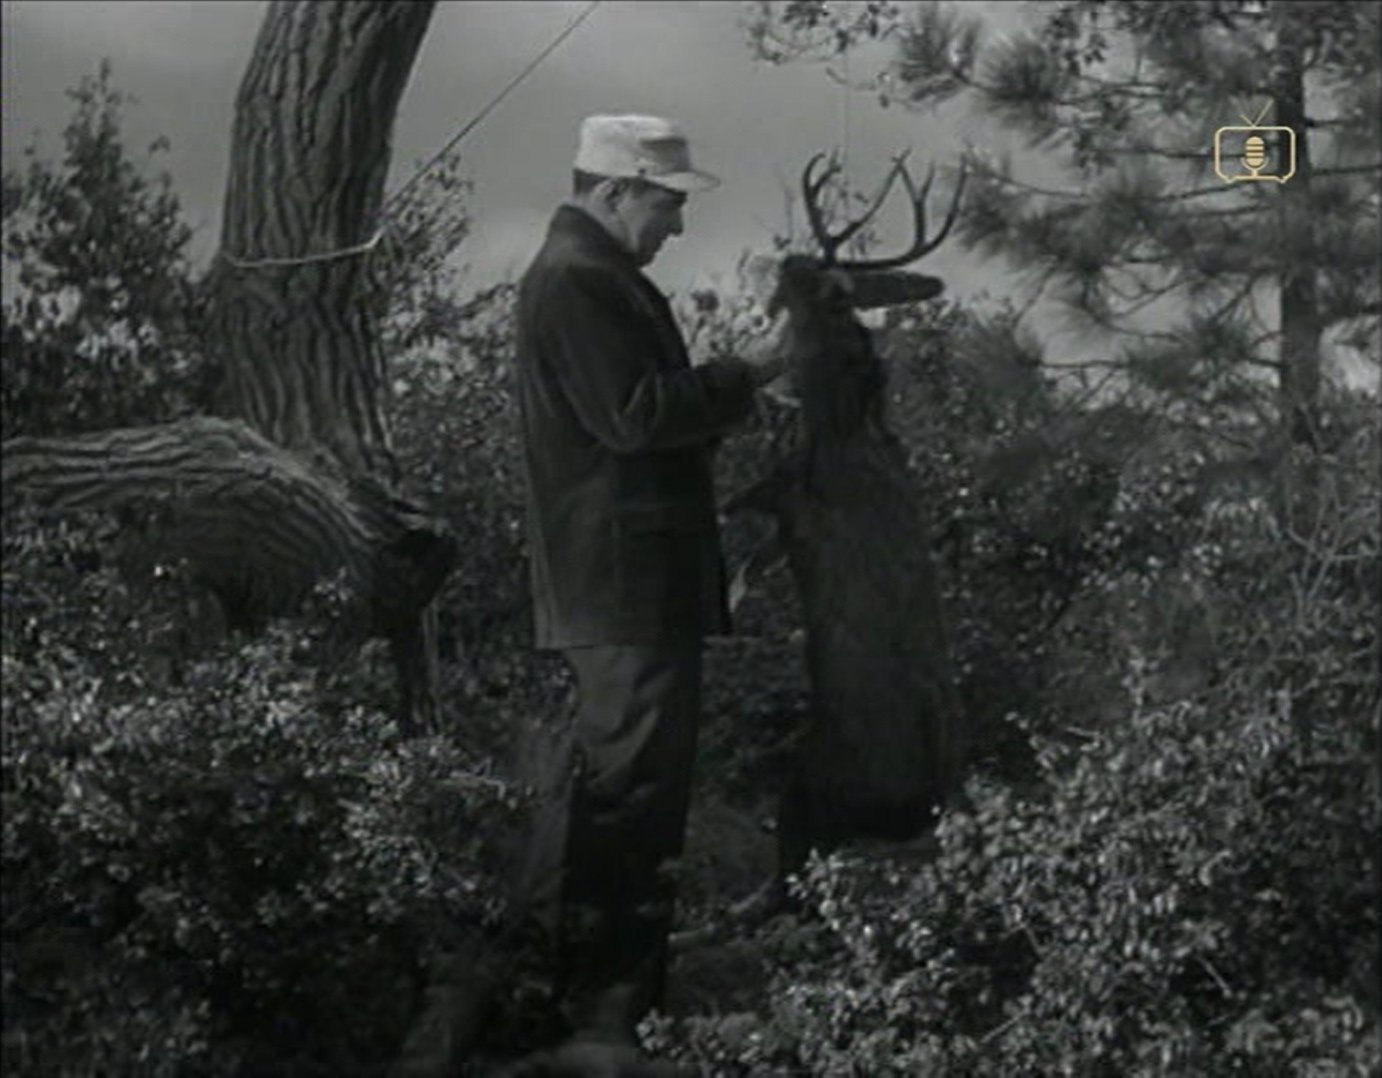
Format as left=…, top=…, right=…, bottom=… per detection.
left=801, top=151, right=968, bottom=272
left=802, top=151, right=912, bottom=266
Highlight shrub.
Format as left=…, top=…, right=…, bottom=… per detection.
left=644, top=389, right=1380, bottom=1074
left=2, top=61, right=209, bottom=438
left=1, top=508, right=519, bottom=1074
left=646, top=679, right=1378, bottom=1075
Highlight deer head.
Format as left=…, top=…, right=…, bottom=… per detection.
left=748, top=149, right=966, bottom=317
left=724, top=151, right=966, bottom=611
left=745, top=149, right=966, bottom=440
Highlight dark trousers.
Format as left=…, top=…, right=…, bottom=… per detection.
left=510, top=641, right=703, bottom=1039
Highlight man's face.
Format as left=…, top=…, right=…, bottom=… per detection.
left=610, top=180, right=686, bottom=265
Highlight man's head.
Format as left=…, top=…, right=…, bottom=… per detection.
left=570, top=171, right=687, bottom=266
left=568, top=114, right=717, bottom=266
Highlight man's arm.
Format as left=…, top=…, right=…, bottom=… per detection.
left=538, top=265, right=767, bottom=454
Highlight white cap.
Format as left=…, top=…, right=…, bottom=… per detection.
left=573, top=114, right=720, bottom=192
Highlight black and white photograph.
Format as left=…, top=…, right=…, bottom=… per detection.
left=2, top=1, right=1378, bottom=1074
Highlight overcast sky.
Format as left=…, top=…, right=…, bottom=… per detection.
left=3, top=0, right=1374, bottom=386
left=1, top=2, right=1050, bottom=300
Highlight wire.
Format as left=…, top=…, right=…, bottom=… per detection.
left=217, top=1, right=603, bottom=270
left=840, top=48, right=852, bottom=249
left=384, top=0, right=603, bottom=215
left=842, top=48, right=851, bottom=178
left=219, top=229, right=385, bottom=270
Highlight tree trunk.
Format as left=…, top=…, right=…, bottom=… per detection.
left=1273, top=1, right=1322, bottom=448
left=1, top=0, right=455, bottom=732
left=210, top=0, right=433, bottom=479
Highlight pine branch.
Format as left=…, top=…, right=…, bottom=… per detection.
left=1106, top=273, right=1189, bottom=314
left=1010, top=265, right=1061, bottom=329
left=1094, top=146, right=1215, bottom=162
left=1178, top=204, right=1270, bottom=221
left=1059, top=296, right=1182, bottom=343
left=1245, top=293, right=1275, bottom=340
left=1156, top=183, right=1267, bottom=203
left=995, top=65, right=1266, bottom=115
left=1322, top=299, right=1382, bottom=322
left=1100, top=273, right=1166, bottom=306
left=976, top=167, right=1247, bottom=208
left=1305, top=117, right=1382, bottom=133
left=1067, top=73, right=1186, bottom=94
left=970, top=168, right=1086, bottom=202
left=1048, top=358, right=1129, bottom=372
left=1247, top=328, right=1281, bottom=356
left=1204, top=274, right=1266, bottom=328
left=1240, top=353, right=1283, bottom=373
left=1314, top=163, right=1382, bottom=177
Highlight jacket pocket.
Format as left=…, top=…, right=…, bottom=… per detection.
left=614, top=503, right=703, bottom=534
left=612, top=505, right=703, bottom=617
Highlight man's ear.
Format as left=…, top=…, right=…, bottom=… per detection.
left=600, top=176, right=632, bottom=208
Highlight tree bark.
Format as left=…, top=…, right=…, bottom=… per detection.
left=1, top=0, right=454, bottom=732
left=211, top=0, right=434, bottom=478
left=1273, top=1, right=1322, bottom=448
left=0, top=418, right=449, bottom=637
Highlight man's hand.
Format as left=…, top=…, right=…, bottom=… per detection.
left=739, top=308, right=792, bottom=388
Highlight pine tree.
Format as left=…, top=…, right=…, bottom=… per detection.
left=744, top=0, right=1381, bottom=446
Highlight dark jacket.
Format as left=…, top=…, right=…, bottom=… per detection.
left=514, top=204, right=756, bottom=649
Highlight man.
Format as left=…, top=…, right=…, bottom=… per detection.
left=507, top=114, right=788, bottom=1063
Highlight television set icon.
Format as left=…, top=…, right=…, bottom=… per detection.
left=1214, top=103, right=1296, bottom=184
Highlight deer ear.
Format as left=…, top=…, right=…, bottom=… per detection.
left=847, top=271, right=944, bottom=310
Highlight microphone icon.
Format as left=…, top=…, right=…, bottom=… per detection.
left=1241, top=134, right=1268, bottom=176
left=1214, top=101, right=1295, bottom=185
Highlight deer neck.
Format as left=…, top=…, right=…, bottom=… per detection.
left=794, top=313, right=885, bottom=447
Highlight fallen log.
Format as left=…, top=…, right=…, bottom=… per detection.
left=1, top=415, right=455, bottom=729
left=2, top=2, right=456, bottom=733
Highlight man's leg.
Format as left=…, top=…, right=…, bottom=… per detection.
left=512, top=640, right=703, bottom=1043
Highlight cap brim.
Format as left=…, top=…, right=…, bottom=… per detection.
left=646, top=168, right=721, bottom=193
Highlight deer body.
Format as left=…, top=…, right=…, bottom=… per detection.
left=731, top=153, right=970, bottom=876
left=740, top=289, right=966, bottom=875
left=772, top=443, right=965, bottom=873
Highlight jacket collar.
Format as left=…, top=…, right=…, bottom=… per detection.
left=550, top=202, right=639, bottom=269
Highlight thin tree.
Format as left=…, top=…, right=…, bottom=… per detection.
left=2, top=0, right=454, bottom=731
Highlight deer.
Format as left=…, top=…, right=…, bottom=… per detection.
left=725, top=149, right=971, bottom=889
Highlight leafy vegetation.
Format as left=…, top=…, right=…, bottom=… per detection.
left=4, top=51, right=1378, bottom=1076
left=649, top=349, right=1379, bottom=1073
left=2, top=60, right=210, bottom=437
left=2, top=521, right=517, bottom=1074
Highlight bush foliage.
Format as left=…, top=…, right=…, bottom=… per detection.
left=2, top=61, right=210, bottom=437
left=2, top=510, right=518, bottom=1075
left=647, top=284, right=1380, bottom=1074
left=3, top=66, right=1378, bottom=1074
